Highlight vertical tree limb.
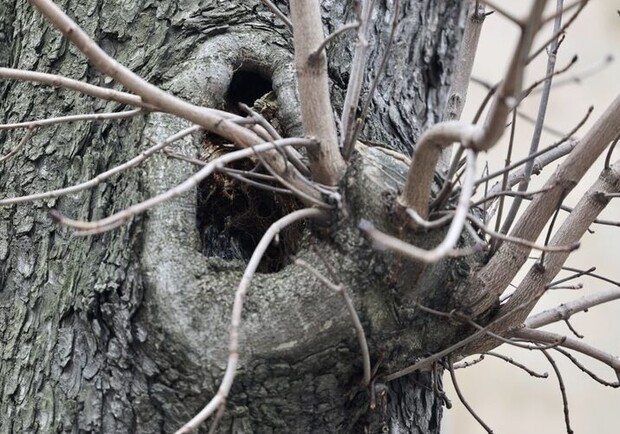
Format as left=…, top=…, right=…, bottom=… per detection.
left=289, top=0, right=346, bottom=185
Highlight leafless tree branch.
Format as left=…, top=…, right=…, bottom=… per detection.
left=175, top=208, right=325, bottom=434
left=289, top=0, right=346, bottom=185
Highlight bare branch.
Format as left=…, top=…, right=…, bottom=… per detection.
left=562, top=266, right=620, bottom=287
left=48, top=138, right=319, bottom=234
left=445, top=1, right=486, bottom=122
left=448, top=360, right=494, bottom=434
left=525, top=287, right=620, bottom=329
left=554, top=347, right=620, bottom=387
left=399, top=0, right=547, bottom=216
left=466, top=212, right=579, bottom=253
left=0, top=108, right=142, bottom=130
left=528, top=0, right=590, bottom=63
left=499, top=0, right=566, bottom=238
left=312, top=21, right=360, bottom=58
left=260, top=0, right=293, bottom=29
left=464, top=94, right=620, bottom=318
left=0, top=67, right=156, bottom=110
left=27, top=0, right=317, bottom=199
left=0, top=125, right=201, bottom=206
left=175, top=208, right=325, bottom=434
left=0, top=128, right=36, bottom=163
left=341, top=0, right=372, bottom=156
left=289, top=0, right=346, bottom=185
left=479, top=103, right=590, bottom=189
left=514, top=328, right=620, bottom=383
left=362, top=150, right=479, bottom=264
left=484, top=351, right=549, bottom=378
left=495, top=159, right=620, bottom=323
left=539, top=349, right=574, bottom=434
left=453, top=354, right=485, bottom=369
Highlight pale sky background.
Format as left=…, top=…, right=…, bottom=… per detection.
left=441, top=1, right=620, bottom=433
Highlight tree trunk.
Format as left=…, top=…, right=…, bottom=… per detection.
left=0, top=0, right=469, bottom=432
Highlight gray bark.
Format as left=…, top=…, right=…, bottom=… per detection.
left=0, top=0, right=471, bottom=433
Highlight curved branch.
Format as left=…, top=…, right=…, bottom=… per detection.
left=362, top=150, right=478, bottom=264
left=175, top=208, right=326, bottom=434
left=50, top=138, right=318, bottom=234
left=398, top=0, right=547, bottom=217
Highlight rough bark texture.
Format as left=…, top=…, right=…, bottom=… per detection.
left=0, top=1, right=469, bottom=433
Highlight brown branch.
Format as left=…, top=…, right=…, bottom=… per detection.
left=515, top=328, right=620, bottom=383
left=464, top=95, right=620, bottom=319
left=361, top=150, right=479, bottom=264
left=448, top=359, right=494, bottom=434
left=289, top=0, right=346, bottom=185
left=0, top=126, right=201, bottom=206
left=539, top=349, right=574, bottom=434
left=398, top=0, right=547, bottom=217
left=27, top=0, right=317, bottom=200
left=525, top=287, right=620, bottom=329
left=49, top=138, right=319, bottom=234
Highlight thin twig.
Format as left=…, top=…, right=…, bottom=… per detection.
left=562, top=266, right=620, bottom=287
left=0, top=67, right=157, bottom=110
left=207, top=403, right=226, bottom=434
left=528, top=0, right=590, bottom=63
left=0, top=126, right=202, bottom=205
left=539, top=349, right=574, bottom=434
left=0, top=127, right=36, bottom=163
left=312, top=21, right=360, bottom=58
left=499, top=0, right=565, bottom=238
left=361, top=150, right=478, bottom=264
left=514, top=328, right=620, bottom=381
left=484, top=351, right=548, bottom=378
left=453, top=354, right=485, bottom=370
left=554, top=347, right=620, bottom=387
left=448, top=359, right=494, bottom=434
left=48, top=138, right=319, bottom=234
left=0, top=108, right=142, bottom=130
left=383, top=301, right=531, bottom=382
left=545, top=266, right=595, bottom=289
left=260, top=0, right=293, bottom=29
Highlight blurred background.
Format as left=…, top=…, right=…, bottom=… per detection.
left=441, top=1, right=620, bottom=433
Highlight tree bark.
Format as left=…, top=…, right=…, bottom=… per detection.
left=0, top=0, right=468, bottom=432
